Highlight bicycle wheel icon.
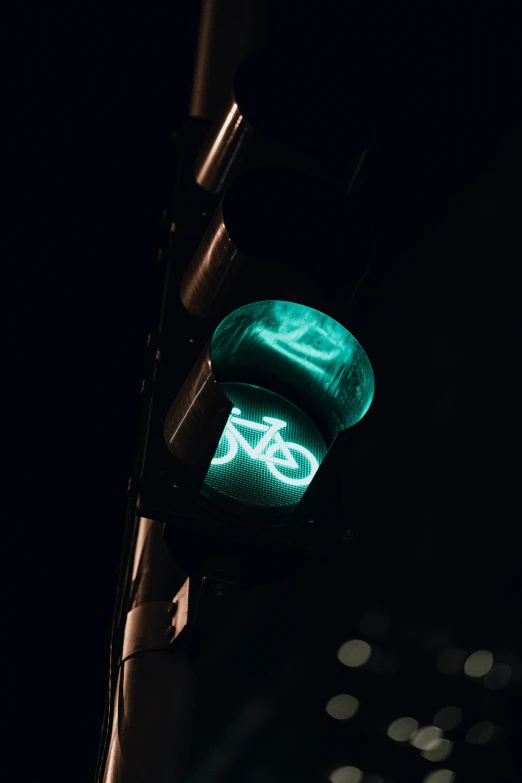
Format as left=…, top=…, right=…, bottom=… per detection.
left=264, top=441, right=319, bottom=486
left=211, top=430, right=238, bottom=465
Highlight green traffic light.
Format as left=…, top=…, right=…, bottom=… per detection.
left=164, top=300, right=374, bottom=512
left=203, top=383, right=327, bottom=510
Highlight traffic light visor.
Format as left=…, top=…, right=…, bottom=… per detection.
left=210, top=300, right=375, bottom=440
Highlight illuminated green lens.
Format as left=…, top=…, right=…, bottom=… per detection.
left=203, top=383, right=327, bottom=510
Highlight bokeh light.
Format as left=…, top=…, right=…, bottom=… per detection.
left=337, top=639, right=372, bottom=668
left=422, top=771, right=456, bottom=783
left=436, top=647, right=467, bottom=674
left=464, top=649, right=493, bottom=678
left=484, top=663, right=511, bottom=690
left=386, top=717, right=419, bottom=741
left=421, top=739, right=454, bottom=762
left=410, top=726, right=443, bottom=750
left=433, top=706, right=463, bottom=731
left=329, top=765, right=364, bottom=783
left=466, top=721, right=494, bottom=745
left=326, top=694, right=360, bottom=720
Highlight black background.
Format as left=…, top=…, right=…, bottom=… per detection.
left=12, top=5, right=202, bottom=778
left=10, top=2, right=522, bottom=781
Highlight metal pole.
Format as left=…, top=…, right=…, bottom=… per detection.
left=189, top=0, right=268, bottom=121
left=99, top=5, right=270, bottom=780
left=102, top=518, right=195, bottom=783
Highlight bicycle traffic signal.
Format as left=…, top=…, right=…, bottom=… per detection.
left=136, top=56, right=375, bottom=563
left=164, top=300, right=374, bottom=518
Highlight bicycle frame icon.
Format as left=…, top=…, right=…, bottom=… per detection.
left=211, top=407, right=320, bottom=487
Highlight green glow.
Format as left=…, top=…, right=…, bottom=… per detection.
left=203, top=383, right=327, bottom=509
left=210, top=408, right=319, bottom=486
left=210, top=301, right=374, bottom=439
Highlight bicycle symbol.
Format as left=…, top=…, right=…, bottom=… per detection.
left=211, top=407, right=319, bottom=487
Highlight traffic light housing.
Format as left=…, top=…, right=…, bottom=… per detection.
left=136, top=58, right=375, bottom=571
left=164, top=300, right=374, bottom=518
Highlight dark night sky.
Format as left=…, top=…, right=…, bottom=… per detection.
left=10, top=3, right=522, bottom=781
left=13, top=6, right=202, bottom=777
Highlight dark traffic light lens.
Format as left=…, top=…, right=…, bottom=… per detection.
left=202, top=383, right=327, bottom=513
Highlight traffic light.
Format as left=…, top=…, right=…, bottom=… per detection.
left=136, top=57, right=375, bottom=567
left=164, top=298, right=374, bottom=515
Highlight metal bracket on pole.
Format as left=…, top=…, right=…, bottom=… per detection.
left=166, top=573, right=243, bottom=650
left=121, top=600, right=174, bottom=661
left=165, top=577, right=195, bottom=648
left=121, top=577, right=198, bottom=661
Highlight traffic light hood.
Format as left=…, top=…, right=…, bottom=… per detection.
left=210, top=300, right=374, bottom=440
left=194, top=50, right=371, bottom=194
left=181, top=166, right=366, bottom=323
